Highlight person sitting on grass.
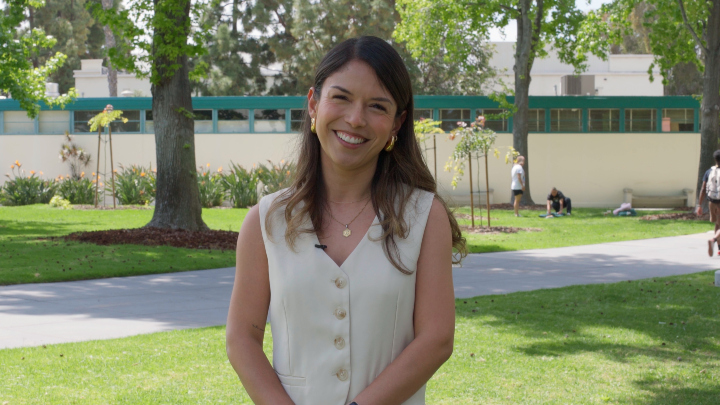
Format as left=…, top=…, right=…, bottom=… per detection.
left=546, top=187, right=571, bottom=216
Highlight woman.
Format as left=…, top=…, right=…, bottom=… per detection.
left=226, top=36, right=466, bottom=405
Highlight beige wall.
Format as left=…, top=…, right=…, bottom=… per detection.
left=1, top=132, right=700, bottom=208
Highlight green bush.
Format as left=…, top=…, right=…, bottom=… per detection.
left=49, top=195, right=72, bottom=209
left=197, top=165, right=226, bottom=208
left=111, top=164, right=155, bottom=205
left=257, top=160, right=295, bottom=195
left=57, top=176, right=95, bottom=205
left=1, top=163, right=57, bottom=206
left=222, top=162, right=259, bottom=208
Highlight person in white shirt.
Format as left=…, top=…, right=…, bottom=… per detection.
left=511, top=156, right=525, bottom=217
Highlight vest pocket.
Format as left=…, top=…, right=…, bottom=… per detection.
left=276, top=372, right=306, bottom=387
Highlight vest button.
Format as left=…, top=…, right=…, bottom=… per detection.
left=334, top=336, right=345, bottom=349
left=336, top=368, right=349, bottom=381
left=334, top=277, right=347, bottom=289
left=334, top=307, right=347, bottom=320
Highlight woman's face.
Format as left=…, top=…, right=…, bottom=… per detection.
left=308, top=60, right=406, bottom=172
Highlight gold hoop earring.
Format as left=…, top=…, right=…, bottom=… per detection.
left=384, top=135, right=397, bottom=152
left=310, top=118, right=316, bottom=133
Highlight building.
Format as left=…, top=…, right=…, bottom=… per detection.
left=73, top=60, right=152, bottom=98
left=489, top=42, right=663, bottom=96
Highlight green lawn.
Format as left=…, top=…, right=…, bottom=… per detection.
left=1, top=271, right=718, bottom=404
left=0, top=205, right=245, bottom=285
left=456, top=207, right=709, bottom=253
left=0, top=205, right=709, bottom=285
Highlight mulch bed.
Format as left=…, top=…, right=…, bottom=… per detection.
left=460, top=225, right=542, bottom=234
left=61, top=227, right=238, bottom=251
left=641, top=212, right=708, bottom=221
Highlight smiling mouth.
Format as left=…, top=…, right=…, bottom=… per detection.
left=334, top=130, right=367, bottom=145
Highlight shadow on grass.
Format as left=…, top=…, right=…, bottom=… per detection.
left=456, top=270, right=720, bottom=404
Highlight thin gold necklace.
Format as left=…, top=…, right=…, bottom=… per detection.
left=327, top=198, right=371, bottom=237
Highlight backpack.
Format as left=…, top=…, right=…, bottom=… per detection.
left=707, top=166, right=720, bottom=202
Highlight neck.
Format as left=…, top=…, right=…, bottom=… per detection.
left=320, top=153, right=375, bottom=203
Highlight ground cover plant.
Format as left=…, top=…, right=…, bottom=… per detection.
left=1, top=271, right=717, bottom=404
left=0, top=205, right=710, bottom=285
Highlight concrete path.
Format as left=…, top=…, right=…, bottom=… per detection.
left=1, top=233, right=717, bottom=349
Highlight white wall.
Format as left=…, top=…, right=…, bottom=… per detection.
left=73, top=60, right=152, bottom=98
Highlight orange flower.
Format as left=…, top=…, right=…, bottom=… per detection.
left=217, top=167, right=222, bottom=173
left=30, top=170, right=35, bottom=175
left=99, top=182, right=104, bottom=187
left=92, top=172, right=96, bottom=176
left=152, top=169, right=157, bottom=173
left=206, top=163, right=210, bottom=168
left=10, top=165, right=14, bottom=169
left=14, top=160, right=19, bottom=165
left=286, top=171, right=291, bottom=175
left=280, top=159, right=285, bottom=165
left=80, top=171, right=85, bottom=177
left=39, top=171, right=43, bottom=176
left=140, top=172, right=146, bottom=177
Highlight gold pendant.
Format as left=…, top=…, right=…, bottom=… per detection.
left=342, top=227, right=351, bottom=238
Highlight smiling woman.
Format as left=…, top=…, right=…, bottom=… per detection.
left=225, top=36, right=467, bottom=405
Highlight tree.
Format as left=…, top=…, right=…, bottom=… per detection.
left=92, top=0, right=212, bottom=230
left=101, top=0, right=118, bottom=96
left=1, top=0, right=77, bottom=117
left=395, top=0, right=588, bottom=205
left=578, top=0, right=720, bottom=208
left=14, top=0, right=105, bottom=95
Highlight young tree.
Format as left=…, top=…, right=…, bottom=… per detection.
left=92, top=0, right=211, bottom=230
left=395, top=0, right=588, bottom=205
left=1, top=0, right=77, bottom=117
left=577, top=0, right=720, bottom=207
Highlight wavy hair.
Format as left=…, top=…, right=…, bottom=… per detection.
left=266, top=36, right=467, bottom=273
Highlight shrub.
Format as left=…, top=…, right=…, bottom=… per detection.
left=49, top=195, right=72, bottom=209
left=257, top=160, right=295, bottom=195
left=198, top=165, right=226, bottom=208
left=57, top=175, right=95, bottom=205
left=222, top=162, right=259, bottom=208
left=111, top=164, right=156, bottom=205
left=1, top=162, right=57, bottom=206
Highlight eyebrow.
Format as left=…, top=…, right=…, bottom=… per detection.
left=330, top=85, right=394, bottom=104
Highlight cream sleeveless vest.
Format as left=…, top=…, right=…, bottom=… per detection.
left=258, top=188, right=434, bottom=405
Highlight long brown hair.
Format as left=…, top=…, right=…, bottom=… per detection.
left=266, top=36, right=467, bottom=273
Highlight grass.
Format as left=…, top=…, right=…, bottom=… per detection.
left=0, top=205, right=709, bottom=285
left=0, top=205, right=245, bottom=285
left=455, top=207, right=709, bottom=253
left=1, top=270, right=718, bottom=404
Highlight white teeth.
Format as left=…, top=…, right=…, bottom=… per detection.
left=336, top=131, right=365, bottom=145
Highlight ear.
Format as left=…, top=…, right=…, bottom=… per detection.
left=307, top=87, right=318, bottom=118
left=391, top=110, right=407, bottom=135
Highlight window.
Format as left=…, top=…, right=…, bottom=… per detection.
left=662, top=109, right=694, bottom=132
left=110, top=110, right=140, bottom=133
left=194, top=110, right=213, bottom=133
left=476, top=109, right=508, bottom=132
left=550, top=109, right=582, bottom=132
left=38, top=111, right=69, bottom=134
left=625, top=109, right=656, bottom=132
left=3, top=111, right=35, bottom=134
left=145, top=110, right=154, bottom=133
left=528, top=109, right=545, bottom=132
left=218, top=109, right=250, bottom=133
left=414, top=109, right=433, bottom=121
left=73, top=110, right=103, bottom=133
left=254, top=109, right=286, bottom=132
left=290, top=109, right=304, bottom=132
left=588, top=109, right=620, bottom=132
left=439, top=109, right=470, bottom=132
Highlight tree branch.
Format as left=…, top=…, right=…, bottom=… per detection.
left=530, top=0, right=544, bottom=56
left=677, top=0, right=708, bottom=57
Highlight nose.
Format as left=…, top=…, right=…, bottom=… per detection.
left=345, top=103, right=366, bottom=128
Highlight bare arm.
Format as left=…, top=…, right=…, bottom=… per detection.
left=226, top=205, right=295, bottom=405
left=351, top=198, right=455, bottom=404
left=546, top=199, right=552, bottom=214
left=697, top=181, right=707, bottom=215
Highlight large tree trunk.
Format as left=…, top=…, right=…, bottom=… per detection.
left=101, top=0, right=118, bottom=97
left=146, top=0, right=208, bottom=231
left=697, top=1, right=720, bottom=208
left=513, top=0, right=536, bottom=205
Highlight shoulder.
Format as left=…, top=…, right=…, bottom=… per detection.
left=421, top=198, right=452, bottom=247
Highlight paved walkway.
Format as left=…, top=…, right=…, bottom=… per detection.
left=1, top=233, right=717, bottom=349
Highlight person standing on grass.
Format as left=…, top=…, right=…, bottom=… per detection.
left=226, top=36, right=467, bottom=405
left=696, top=149, right=720, bottom=256
left=546, top=187, right=572, bottom=216
left=511, top=156, right=525, bottom=217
